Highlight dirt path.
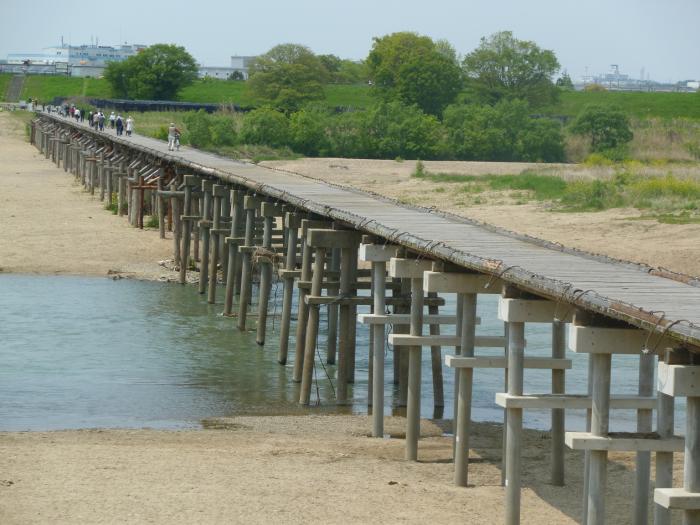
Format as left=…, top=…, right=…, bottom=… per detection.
left=0, top=111, right=176, bottom=279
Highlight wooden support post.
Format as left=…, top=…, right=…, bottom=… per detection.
left=278, top=212, right=300, bottom=364
left=237, top=196, right=257, bottom=331
left=179, top=175, right=197, bottom=285
left=455, top=293, right=477, bottom=486
left=118, top=173, right=126, bottom=216
left=359, top=243, right=399, bottom=437
left=428, top=291, right=444, bottom=414
left=292, top=222, right=314, bottom=382
left=170, top=181, right=181, bottom=264
left=406, top=274, right=424, bottom=461
left=157, top=173, right=166, bottom=239
left=98, top=155, right=105, bottom=201
left=193, top=197, right=200, bottom=262
left=207, top=185, right=225, bottom=304
left=220, top=190, right=231, bottom=282
left=256, top=202, right=282, bottom=345
left=105, top=165, right=113, bottom=209
left=337, top=246, right=354, bottom=403
left=299, top=246, right=326, bottom=405
left=388, top=258, right=434, bottom=460
left=586, top=352, right=612, bottom=525
left=346, top=244, right=359, bottom=384
left=397, top=277, right=410, bottom=408
left=326, top=248, right=340, bottom=365
left=198, top=180, right=213, bottom=295
left=291, top=221, right=332, bottom=380
left=371, top=258, right=387, bottom=435
left=551, top=320, right=566, bottom=486
left=634, top=353, right=655, bottom=524
left=684, top=395, right=700, bottom=525
left=655, top=356, right=700, bottom=524
left=505, top=317, right=525, bottom=525
left=654, top=352, right=675, bottom=525
left=223, top=190, right=244, bottom=316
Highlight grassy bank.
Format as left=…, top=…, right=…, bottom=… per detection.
left=0, top=73, right=12, bottom=100
left=543, top=90, right=700, bottom=120
left=10, top=74, right=698, bottom=120
left=413, top=162, right=700, bottom=222
left=20, top=76, right=112, bottom=102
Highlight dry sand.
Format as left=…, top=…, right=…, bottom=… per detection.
left=0, top=112, right=176, bottom=280
left=0, top=114, right=687, bottom=523
left=0, top=416, right=684, bottom=524
left=261, top=158, right=700, bottom=277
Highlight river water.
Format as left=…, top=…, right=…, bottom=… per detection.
left=0, top=274, right=684, bottom=432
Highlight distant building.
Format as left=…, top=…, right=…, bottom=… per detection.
left=3, top=42, right=147, bottom=77
left=198, top=66, right=237, bottom=79
left=577, top=66, right=698, bottom=93
left=8, top=42, right=146, bottom=67
left=230, top=56, right=256, bottom=80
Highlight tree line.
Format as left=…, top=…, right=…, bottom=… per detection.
left=105, top=32, right=633, bottom=162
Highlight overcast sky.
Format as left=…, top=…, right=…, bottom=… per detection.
left=2, top=0, right=698, bottom=82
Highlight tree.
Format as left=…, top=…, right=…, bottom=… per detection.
left=318, top=54, right=367, bottom=84
left=569, top=105, right=633, bottom=152
left=247, top=44, right=328, bottom=112
left=360, top=100, right=446, bottom=159
left=228, top=71, right=245, bottom=81
left=289, top=105, right=331, bottom=156
left=443, top=99, right=565, bottom=161
left=366, top=32, right=463, bottom=116
left=462, top=31, right=560, bottom=107
left=104, top=44, right=198, bottom=100
left=240, top=107, right=291, bottom=147
left=556, top=72, right=575, bottom=90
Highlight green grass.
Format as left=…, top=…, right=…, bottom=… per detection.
left=0, top=73, right=12, bottom=100
left=324, top=84, right=372, bottom=108
left=20, top=76, right=112, bottom=102
left=412, top=166, right=568, bottom=200
left=542, top=91, right=700, bottom=120
left=177, top=79, right=254, bottom=105
left=14, top=74, right=373, bottom=108
left=412, top=163, right=700, bottom=222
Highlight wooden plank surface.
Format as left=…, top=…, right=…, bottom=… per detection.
left=40, top=114, right=700, bottom=347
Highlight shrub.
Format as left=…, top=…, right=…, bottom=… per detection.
left=326, top=111, right=368, bottom=158
left=443, top=99, right=565, bottom=162
left=183, top=110, right=212, bottom=148
left=209, top=114, right=237, bottom=146
left=240, top=107, right=290, bottom=148
left=569, top=105, right=633, bottom=152
left=360, top=100, right=446, bottom=159
left=289, top=106, right=330, bottom=156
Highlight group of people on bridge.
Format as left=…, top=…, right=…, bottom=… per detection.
left=58, top=104, right=134, bottom=137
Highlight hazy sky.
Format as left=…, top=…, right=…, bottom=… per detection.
left=2, top=0, right=698, bottom=82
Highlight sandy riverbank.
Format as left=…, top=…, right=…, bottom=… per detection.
left=0, top=415, right=684, bottom=524
left=0, top=112, right=176, bottom=280
left=0, top=113, right=687, bottom=523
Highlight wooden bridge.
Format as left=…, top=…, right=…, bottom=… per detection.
left=32, top=112, right=700, bottom=525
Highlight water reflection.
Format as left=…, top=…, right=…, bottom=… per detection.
left=0, top=274, right=685, bottom=432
